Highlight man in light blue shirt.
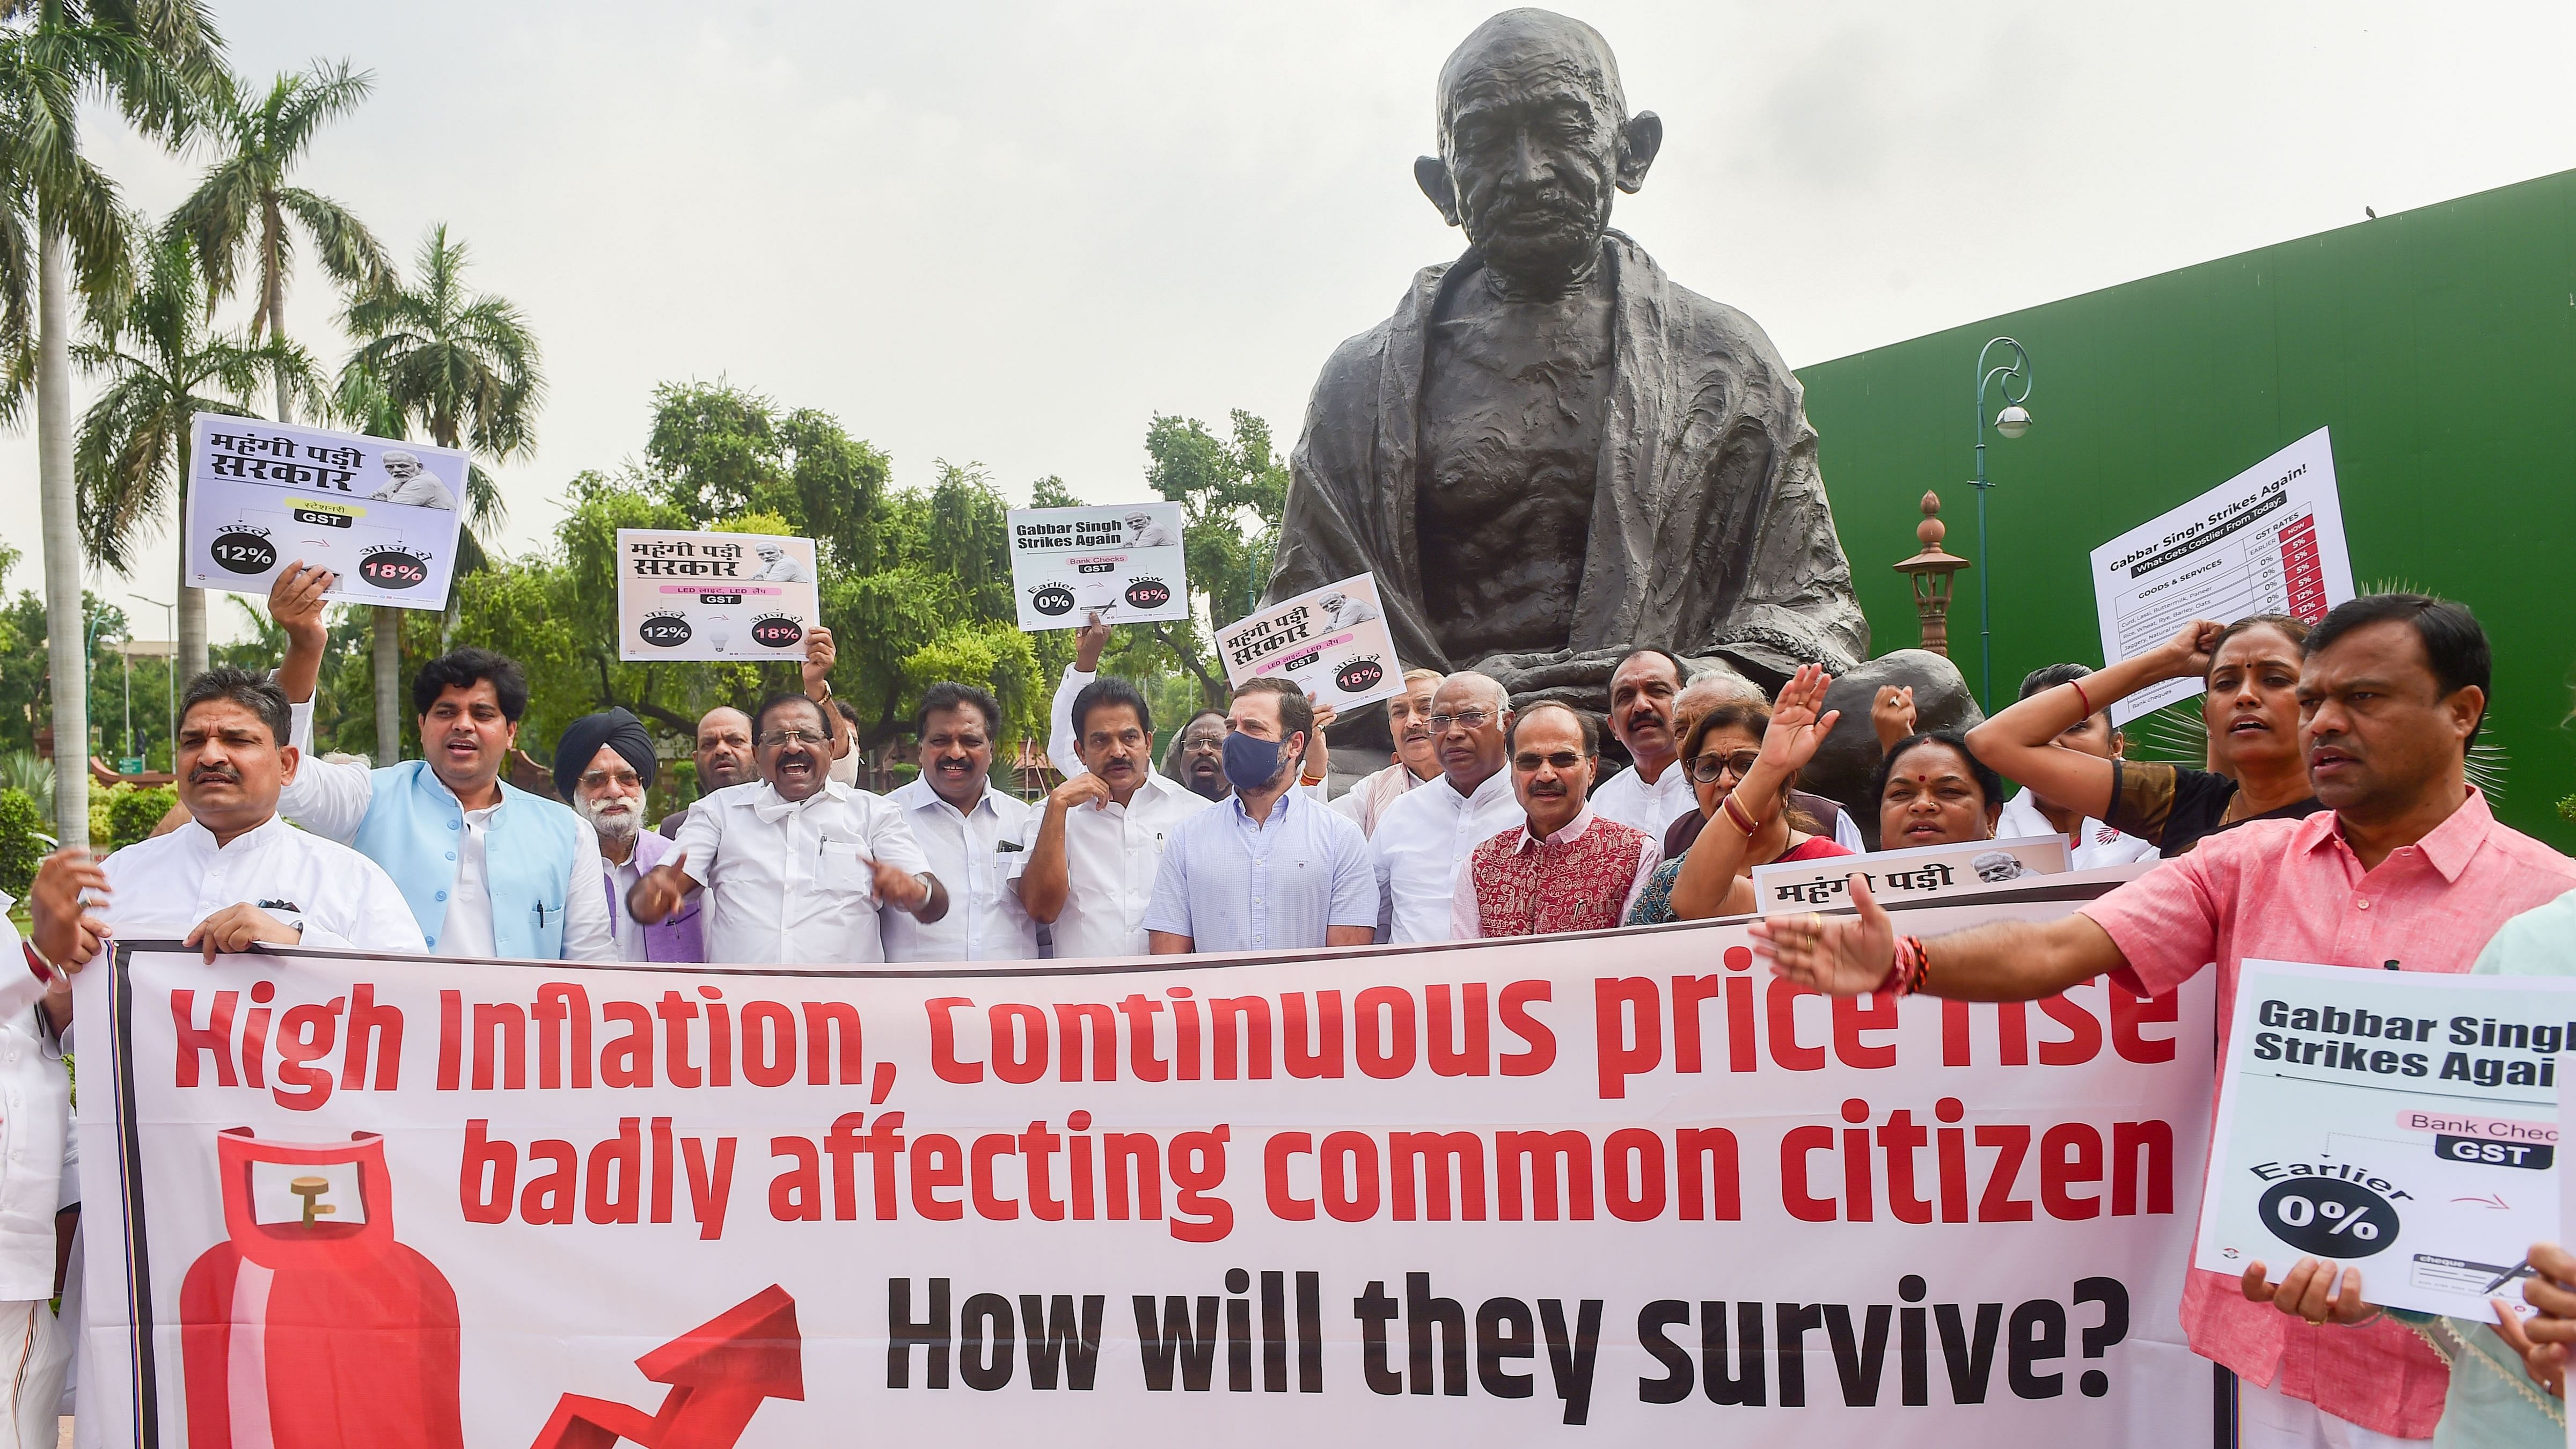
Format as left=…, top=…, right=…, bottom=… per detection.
left=1145, top=678, right=1379, bottom=954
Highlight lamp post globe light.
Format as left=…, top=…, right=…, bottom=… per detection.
left=1968, top=338, right=2033, bottom=708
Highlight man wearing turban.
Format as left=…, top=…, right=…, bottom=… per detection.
left=554, top=708, right=702, bottom=962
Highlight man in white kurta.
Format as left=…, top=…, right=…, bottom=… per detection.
left=641, top=695, right=943, bottom=964
left=25, top=670, right=422, bottom=1449
left=1019, top=675, right=1212, bottom=958
left=882, top=684, right=1037, bottom=963
left=1374, top=672, right=1522, bottom=942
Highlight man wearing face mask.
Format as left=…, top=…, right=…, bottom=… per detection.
left=1373, top=671, right=1521, bottom=942
left=1453, top=702, right=1658, bottom=939
left=631, top=693, right=945, bottom=964
left=1019, top=677, right=1213, bottom=959
left=883, top=683, right=1036, bottom=963
left=554, top=708, right=702, bottom=963
left=1162, top=710, right=1231, bottom=803
left=267, top=563, right=614, bottom=961
left=1145, top=678, right=1379, bottom=954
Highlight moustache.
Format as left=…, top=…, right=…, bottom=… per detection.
left=189, top=765, right=241, bottom=785
left=1528, top=781, right=1568, bottom=796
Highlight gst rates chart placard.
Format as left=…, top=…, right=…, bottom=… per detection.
left=182, top=414, right=470, bottom=609
left=616, top=528, right=823, bottom=662
left=2089, top=428, right=2354, bottom=725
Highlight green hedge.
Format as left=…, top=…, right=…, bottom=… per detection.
left=0, top=788, right=42, bottom=898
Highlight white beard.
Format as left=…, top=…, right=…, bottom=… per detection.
left=579, top=796, right=642, bottom=844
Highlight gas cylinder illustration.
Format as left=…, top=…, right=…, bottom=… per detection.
left=180, top=1128, right=464, bottom=1449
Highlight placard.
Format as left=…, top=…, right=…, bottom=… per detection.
left=2088, top=428, right=2354, bottom=724
left=1007, top=503, right=1191, bottom=631
left=1217, top=573, right=1402, bottom=712
left=617, top=528, right=823, bottom=661
left=1751, top=833, right=2073, bottom=913
left=77, top=879, right=2218, bottom=1447
left=182, top=414, right=469, bottom=609
left=2194, top=960, right=2575, bottom=1321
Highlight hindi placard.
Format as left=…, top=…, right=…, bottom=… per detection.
left=1751, top=833, right=2073, bottom=914
left=182, top=414, right=469, bottom=610
left=1215, top=572, right=1402, bottom=712
left=616, top=528, right=823, bottom=661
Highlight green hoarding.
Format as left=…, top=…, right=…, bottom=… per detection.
left=1801, top=167, right=2576, bottom=848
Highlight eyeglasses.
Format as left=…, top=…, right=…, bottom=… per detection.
left=759, top=728, right=830, bottom=747
left=577, top=770, right=643, bottom=791
left=1427, top=710, right=1493, bottom=731
left=1687, top=750, right=1763, bottom=785
left=1512, top=750, right=1584, bottom=772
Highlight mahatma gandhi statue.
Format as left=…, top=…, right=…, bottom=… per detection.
left=1265, top=9, right=1882, bottom=721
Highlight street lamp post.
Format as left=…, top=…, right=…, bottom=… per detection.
left=130, top=593, right=175, bottom=771
left=1968, top=337, right=2034, bottom=709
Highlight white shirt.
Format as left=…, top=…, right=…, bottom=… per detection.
left=674, top=779, right=933, bottom=964
left=1449, top=805, right=1662, bottom=940
left=1330, top=760, right=1430, bottom=837
left=1996, top=791, right=2159, bottom=872
left=1373, top=767, right=1521, bottom=942
left=96, top=815, right=426, bottom=953
left=882, top=779, right=1037, bottom=963
left=279, top=699, right=615, bottom=961
left=0, top=904, right=67, bottom=1302
left=1028, top=771, right=1211, bottom=959
left=1589, top=758, right=1697, bottom=838
left=604, top=851, right=649, bottom=961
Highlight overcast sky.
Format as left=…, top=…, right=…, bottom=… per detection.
left=9, top=1, right=2574, bottom=640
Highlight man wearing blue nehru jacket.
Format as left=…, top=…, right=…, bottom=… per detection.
left=266, top=562, right=616, bottom=960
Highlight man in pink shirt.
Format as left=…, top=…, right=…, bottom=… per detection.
left=1755, top=594, right=2576, bottom=1446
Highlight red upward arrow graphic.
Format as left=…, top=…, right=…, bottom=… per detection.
left=530, top=1284, right=804, bottom=1449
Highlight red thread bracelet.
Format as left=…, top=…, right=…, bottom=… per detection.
left=2070, top=679, right=2094, bottom=719
left=1722, top=793, right=1760, bottom=836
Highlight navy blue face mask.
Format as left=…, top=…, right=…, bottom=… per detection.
left=1221, top=731, right=1288, bottom=794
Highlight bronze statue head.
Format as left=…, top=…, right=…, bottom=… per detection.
left=1416, top=9, right=1663, bottom=295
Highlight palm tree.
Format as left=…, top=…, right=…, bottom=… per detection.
left=167, top=58, right=387, bottom=426
left=75, top=230, right=321, bottom=676
left=0, top=0, right=223, bottom=845
left=340, top=224, right=537, bottom=762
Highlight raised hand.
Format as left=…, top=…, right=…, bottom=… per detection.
left=183, top=904, right=303, bottom=963
left=1074, top=614, right=1112, bottom=673
left=2240, top=1257, right=2374, bottom=1327
left=1750, top=873, right=1898, bottom=997
left=801, top=625, right=838, bottom=694
left=1763, top=664, right=1842, bottom=774
left=1870, top=684, right=1916, bottom=752
left=267, top=561, right=335, bottom=644
left=2158, top=618, right=2228, bottom=682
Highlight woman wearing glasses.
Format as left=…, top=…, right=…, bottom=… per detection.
left=1629, top=665, right=1855, bottom=924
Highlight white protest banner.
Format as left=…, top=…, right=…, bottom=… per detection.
left=79, top=882, right=2215, bottom=1447
left=1218, top=573, right=1403, bottom=712
left=2089, top=428, right=2354, bottom=724
left=1007, top=503, right=1191, bottom=631
left=1753, top=834, right=2073, bottom=914
left=184, top=414, right=469, bottom=610
left=617, top=528, right=822, bottom=662
left=2194, top=960, right=2575, bottom=1321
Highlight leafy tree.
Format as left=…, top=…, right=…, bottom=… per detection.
left=339, top=223, right=536, bottom=762
left=1138, top=409, right=1290, bottom=706
left=166, top=57, right=387, bottom=423
left=74, top=229, right=319, bottom=677
left=2, top=0, right=226, bottom=844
